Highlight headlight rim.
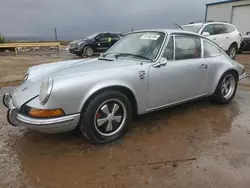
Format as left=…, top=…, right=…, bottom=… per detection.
left=23, top=72, right=29, bottom=82
left=39, top=78, right=54, bottom=105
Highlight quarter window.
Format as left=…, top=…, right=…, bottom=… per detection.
left=203, top=40, right=221, bottom=57
left=175, top=36, right=201, bottom=60
left=213, top=24, right=226, bottom=35
left=163, top=36, right=174, bottom=60
left=224, top=24, right=236, bottom=33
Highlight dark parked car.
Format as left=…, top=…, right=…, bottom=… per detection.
left=68, top=32, right=123, bottom=57
left=238, top=32, right=250, bottom=53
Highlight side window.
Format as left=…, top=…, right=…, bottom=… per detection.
left=163, top=36, right=174, bottom=60
left=224, top=24, right=236, bottom=33
left=202, top=25, right=215, bottom=35
left=213, top=24, right=226, bottom=35
left=175, top=36, right=201, bottom=60
left=109, top=33, right=119, bottom=39
left=98, top=33, right=108, bottom=41
left=203, top=40, right=221, bottom=57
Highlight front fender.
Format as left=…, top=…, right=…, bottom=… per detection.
left=79, top=80, right=139, bottom=113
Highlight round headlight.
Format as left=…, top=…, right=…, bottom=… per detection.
left=39, top=78, right=53, bottom=105
left=23, top=72, right=29, bottom=82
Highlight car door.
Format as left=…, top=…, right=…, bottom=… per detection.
left=211, top=24, right=228, bottom=51
left=94, top=33, right=109, bottom=52
left=148, top=35, right=209, bottom=109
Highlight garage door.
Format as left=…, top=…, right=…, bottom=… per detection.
left=232, top=5, right=250, bottom=35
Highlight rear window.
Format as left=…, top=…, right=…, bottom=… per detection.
left=224, top=24, right=236, bottom=33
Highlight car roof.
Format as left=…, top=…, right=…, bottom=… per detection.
left=127, top=29, right=202, bottom=37
left=183, top=21, right=234, bottom=27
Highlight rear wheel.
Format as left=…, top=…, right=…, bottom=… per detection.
left=211, top=71, right=237, bottom=104
left=228, top=44, right=238, bottom=59
left=79, top=90, right=132, bottom=144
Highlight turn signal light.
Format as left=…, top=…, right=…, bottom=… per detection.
left=29, top=108, right=64, bottom=118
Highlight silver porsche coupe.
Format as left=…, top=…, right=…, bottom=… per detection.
left=3, top=29, right=246, bottom=144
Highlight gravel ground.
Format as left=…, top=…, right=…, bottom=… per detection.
left=0, top=52, right=250, bottom=187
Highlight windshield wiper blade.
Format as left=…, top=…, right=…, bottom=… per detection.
left=115, top=53, right=152, bottom=61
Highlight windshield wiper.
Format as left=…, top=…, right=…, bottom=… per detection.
left=114, top=53, right=152, bottom=61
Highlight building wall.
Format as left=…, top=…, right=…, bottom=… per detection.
left=206, top=0, right=250, bottom=22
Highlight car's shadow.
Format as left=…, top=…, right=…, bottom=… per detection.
left=18, top=96, right=236, bottom=146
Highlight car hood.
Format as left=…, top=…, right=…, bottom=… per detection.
left=28, top=57, right=140, bottom=81
left=11, top=57, right=141, bottom=107
left=70, top=39, right=86, bottom=44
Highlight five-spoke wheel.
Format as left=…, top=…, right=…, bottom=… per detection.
left=79, top=90, right=132, bottom=144
left=211, top=71, right=237, bottom=104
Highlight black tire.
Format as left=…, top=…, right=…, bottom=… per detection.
left=79, top=90, right=132, bottom=144
left=210, top=71, right=238, bottom=104
left=83, top=46, right=94, bottom=57
left=227, top=44, right=238, bottom=59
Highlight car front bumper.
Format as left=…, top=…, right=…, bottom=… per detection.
left=68, top=48, right=82, bottom=55
left=3, top=93, right=80, bottom=134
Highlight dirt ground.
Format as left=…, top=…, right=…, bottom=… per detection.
left=0, top=51, right=77, bottom=87
left=0, top=52, right=250, bottom=188
left=0, top=52, right=250, bottom=87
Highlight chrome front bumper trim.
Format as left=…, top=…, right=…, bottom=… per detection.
left=4, top=93, right=81, bottom=134
left=239, top=72, right=247, bottom=80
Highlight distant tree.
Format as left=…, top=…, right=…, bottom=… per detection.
left=0, top=33, right=5, bottom=43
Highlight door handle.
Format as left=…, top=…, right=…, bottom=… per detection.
left=213, top=38, right=216, bottom=40
left=199, top=64, right=208, bottom=69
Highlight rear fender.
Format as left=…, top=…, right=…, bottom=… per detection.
left=210, top=67, right=238, bottom=95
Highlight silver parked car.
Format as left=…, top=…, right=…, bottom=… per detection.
left=3, top=29, right=246, bottom=144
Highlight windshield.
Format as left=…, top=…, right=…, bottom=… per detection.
left=86, top=33, right=99, bottom=39
left=104, top=32, right=165, bottom=60
left=182, top=25, right=202, bottom=33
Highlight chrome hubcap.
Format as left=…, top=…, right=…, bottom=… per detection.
left=221, top=74, right=235, bottom=99
left=94, top=99, right=126, bottom=137
left=230, top=48, right=236, bottom=58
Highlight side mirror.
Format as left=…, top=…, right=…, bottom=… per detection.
left=153, top=57, right=168, bottom=68
left=202, top=32, right=210, bottom=36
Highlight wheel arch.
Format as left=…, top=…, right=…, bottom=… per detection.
left=80, top=85, right=138, bottom=116
left=211, top=68, right=239, bottom=94
left=229, top=41, right=239, bottom=50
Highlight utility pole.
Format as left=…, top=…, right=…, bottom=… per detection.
left=54, top=28, right=59, bottom=57
left=54, top=28, right=58, bottom=41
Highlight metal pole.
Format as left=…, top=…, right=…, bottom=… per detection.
left=55, top=28, right=57, bottom=41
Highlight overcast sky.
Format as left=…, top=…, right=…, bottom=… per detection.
left=0, top=0, right=212, bottom=38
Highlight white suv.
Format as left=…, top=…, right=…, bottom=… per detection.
left=181, top=21, right=241, bottom=59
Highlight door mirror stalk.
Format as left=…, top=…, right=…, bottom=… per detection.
left=153, top=57, right=168, bottom=68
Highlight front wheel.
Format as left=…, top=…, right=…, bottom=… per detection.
left=210, top=72, right=237, bottom=104
left=79, top=91, right=132, bottom=144
left=83, top=46, right=94, bottom=57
